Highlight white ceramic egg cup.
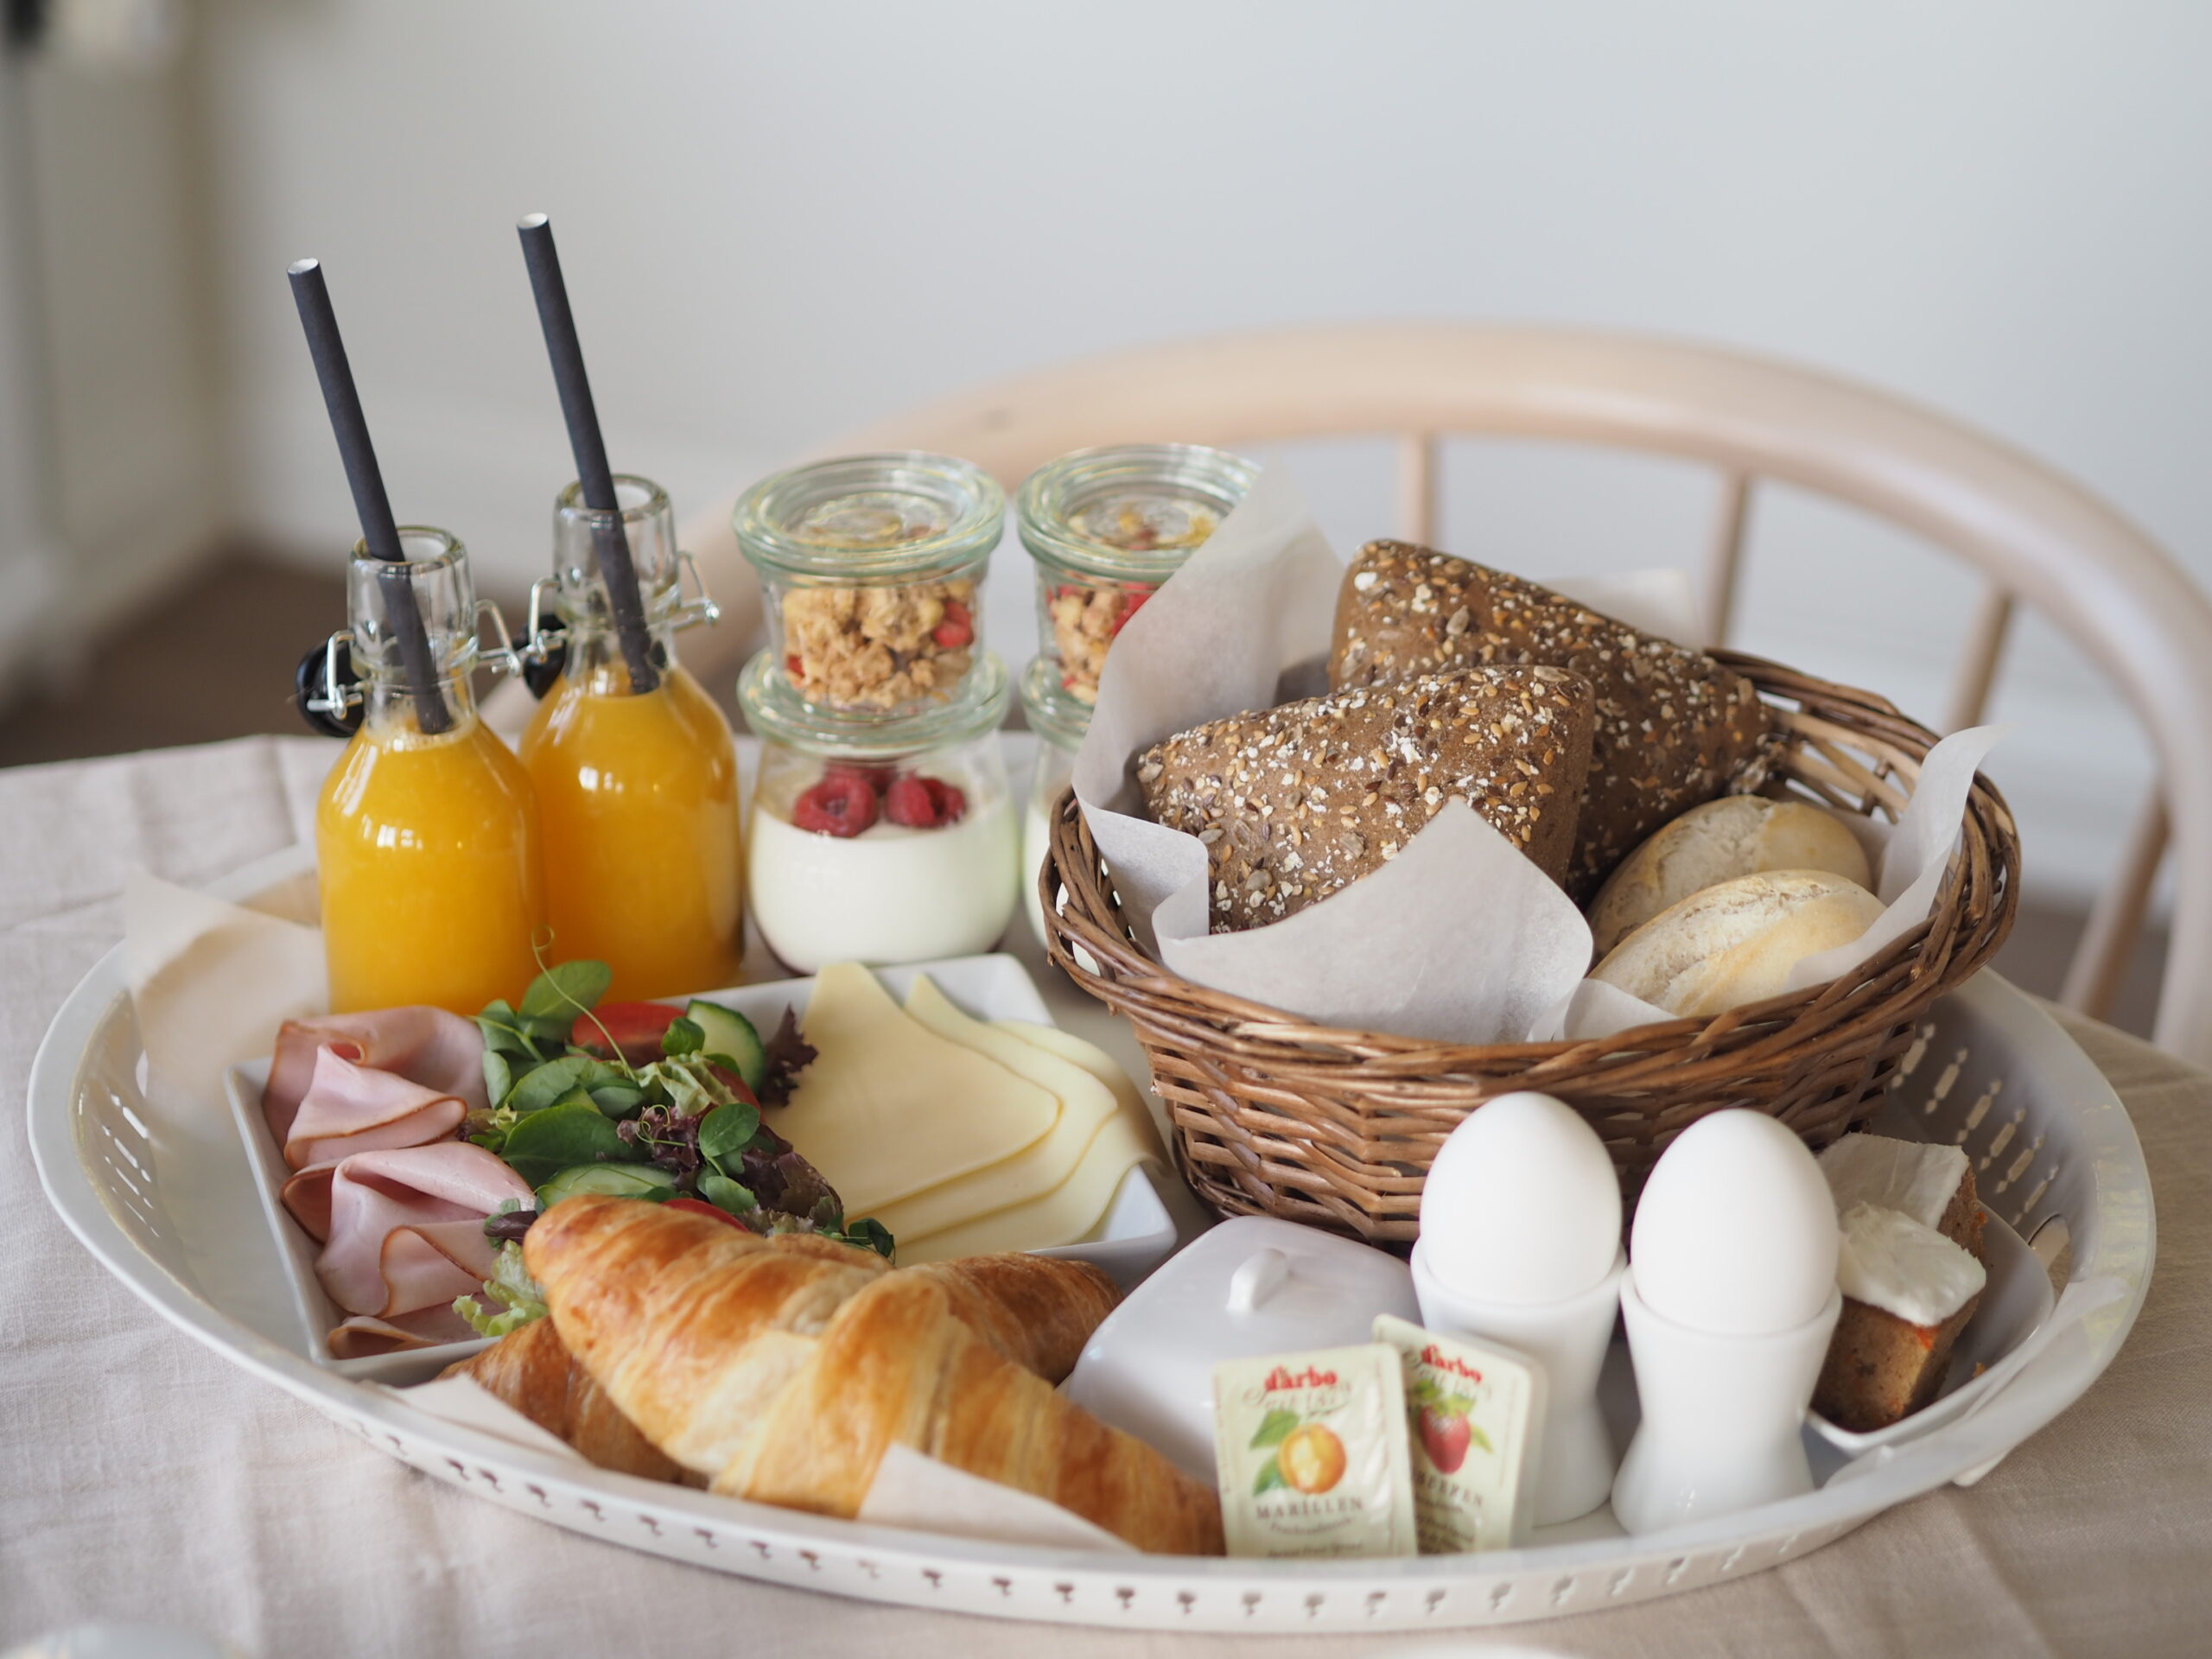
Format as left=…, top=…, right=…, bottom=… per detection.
left=1411, top=1242, right=1626, bottom=1526
left=1611, top=1273, right=1844, bottom=1535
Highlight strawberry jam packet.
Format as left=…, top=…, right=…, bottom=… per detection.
left=1211, top=1344, right=1417, bottom=1560
left=1373, top=1314, right=1548, bottom=1553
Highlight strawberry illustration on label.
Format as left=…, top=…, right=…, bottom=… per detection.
left=1419, top=1403, right=1473, bottom=1473
left=1410, top=1376, right=1489, bottom=1474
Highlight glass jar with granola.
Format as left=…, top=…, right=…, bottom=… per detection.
left=1016, top=443, right=1258, bottom=727
left=739, top=646, right=1019, bottom=973
left=735, top=452, right=1002, bottom=719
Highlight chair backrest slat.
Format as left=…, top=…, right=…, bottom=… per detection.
left=1700, top=473, right=1754, bottom=648
left=1943, top=587, right=2018, bottom=735
left=2060, top=789, right=2171, bottom=1021
left=1396, top=431, right=1439, bottom=544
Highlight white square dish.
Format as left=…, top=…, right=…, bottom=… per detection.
left=226, top=952, right=1180, bottom=1384
left=1805, top=1203, right=2058, bottom=1455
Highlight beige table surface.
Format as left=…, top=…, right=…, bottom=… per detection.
left=3, top=736, right=2207, bottom=1659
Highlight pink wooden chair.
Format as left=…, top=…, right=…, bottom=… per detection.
left=664, top=324, right=2212, bottom=1063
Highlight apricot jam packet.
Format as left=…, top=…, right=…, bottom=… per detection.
left=1211, top=1344, right=1416, bottom=1560
left=1373, top=1314, right=1546, bottom=1553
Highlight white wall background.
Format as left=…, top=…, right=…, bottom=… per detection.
left=125, top=2, right=2212, bottom=898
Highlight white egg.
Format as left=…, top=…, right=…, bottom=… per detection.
left=1418, top=1090, right=1623, bottom=1305
left=1630, top=1110, right=1840, bottom=1336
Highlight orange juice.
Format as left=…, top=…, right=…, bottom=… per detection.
left=317, top=711, right=546, bottom=1014
left=520, top=660, right=742, bottom=1000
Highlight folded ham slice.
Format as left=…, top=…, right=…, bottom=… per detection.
left=307, top=1143, right=532, bottom=1319
left=327, top=1307, right=481, bottom=1359
left=281, top=1046, right=470, bottom=1171
left=263, top=1007, right=487, bottom=1141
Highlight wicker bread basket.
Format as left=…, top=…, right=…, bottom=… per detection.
left=1040, top=651, right=2021, bottom=1243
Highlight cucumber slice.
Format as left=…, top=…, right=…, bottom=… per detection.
left=534, top=1163, right=677, bottom=1209
left=686, top=998, right=766, bottom=1093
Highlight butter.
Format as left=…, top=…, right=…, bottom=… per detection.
left=1835, top=1201, right=1986, bottom=1328
left=1211, top=1344, right=1416, bottom=1560
left=1373, top=1314, right=1545, bottom=1553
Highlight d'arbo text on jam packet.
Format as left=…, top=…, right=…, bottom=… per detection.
left=1211, top=1344, right=1415, bottom=1560
left=1374, top=1314, right=1546, bottom=1553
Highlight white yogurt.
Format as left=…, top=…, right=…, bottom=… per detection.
left=748, top=770, right=1020, bottom=972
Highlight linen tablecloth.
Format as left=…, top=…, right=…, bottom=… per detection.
left=3, top=736, right=2207, bottom=1658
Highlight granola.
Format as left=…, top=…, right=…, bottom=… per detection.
left=1047, top=582, right=1148, bottom=705
left=780, top=580, right=976, bottom=713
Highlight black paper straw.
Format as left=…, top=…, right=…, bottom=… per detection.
left=287, top=259, right=451, bottom=735
left=517, top=214, right=659, bottom=695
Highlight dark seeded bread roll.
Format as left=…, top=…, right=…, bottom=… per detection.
left=1329, top=543, right=1779, bottom=900
left=1137, top=665, right=1595, bottom=932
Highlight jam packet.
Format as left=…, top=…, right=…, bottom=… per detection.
left=1211, top=1344, right=1417, bottom=1559
left=1374, top=1313, right=1546, bottom=1553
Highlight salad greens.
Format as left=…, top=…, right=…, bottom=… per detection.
left=455, top=1240, right=548, bottom=1338
left=460, top=957, right=890, bottom=1268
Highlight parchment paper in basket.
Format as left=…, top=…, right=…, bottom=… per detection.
left=124, top=868, right=327, bottom=1116
left=398, top=1376, right=1135, bottom=1552
left=1534, top=725, right=2005, bottom=1041
left=1071, top=465, right=1707, bottom=1046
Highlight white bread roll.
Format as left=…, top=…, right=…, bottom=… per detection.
left=1587, top=796, right=1873, bottom=957
left=1590, top=869, right=1885, bottom=1017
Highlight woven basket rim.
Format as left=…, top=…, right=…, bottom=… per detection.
left=1039, top=650, right=2020, bottom=1074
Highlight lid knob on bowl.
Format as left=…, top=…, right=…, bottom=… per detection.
left=1225, top=1247, right=1291, bottom=1314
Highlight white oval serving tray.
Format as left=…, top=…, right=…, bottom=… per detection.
left=29, top=844, right=2154, bottom=1634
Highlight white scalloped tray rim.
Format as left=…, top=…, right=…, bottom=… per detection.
left=28, top=844, right=2156, bottom=1634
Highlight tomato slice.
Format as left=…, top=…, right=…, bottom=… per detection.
left=574, top=1001, right=683, bottom=1066
left=664, top=1196, right=747, bottom=1229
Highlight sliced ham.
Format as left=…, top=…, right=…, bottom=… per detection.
left=263, top=1006, right=488, bottom=1141
left=327, top=1306, right=480, bottom=1358
left=312, top=1143, right=532, bottom=1319
left=281, top=1046, right=469, bottom=1171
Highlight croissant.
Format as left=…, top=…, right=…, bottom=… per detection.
left=455, top=1228, right=1121, bottom=1477
left=451, top=1315, right=687, bottom=1484
left=525, top=1196, right=1222, bottom=1555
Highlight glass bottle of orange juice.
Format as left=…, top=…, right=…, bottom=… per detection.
left=315, top=530, right=546, bottom=1014
left=519, top=474, right=741, bottom=1000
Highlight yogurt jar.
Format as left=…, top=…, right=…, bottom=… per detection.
left=735, top=452, right=1002, bottom=719
left=740, top=648, right=1019, bottom=972
left=1016, top=443, right=1257, bottom=728
left=1020, top=656, right=1086, bottom=950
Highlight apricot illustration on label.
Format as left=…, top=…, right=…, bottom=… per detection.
left=1249, top=1408, right=1348, bottom=1495
left=1280, top=1423, right=1348, bottom=1494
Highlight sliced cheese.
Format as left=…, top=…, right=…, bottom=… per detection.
left=893, top=1111, right=1160, bottom=1265
left=990, top=1018, right=1167, bottom=1160
left=868, top=976, right=1120, bottom=1241
left=773, top=963, right=1057, bottom=1214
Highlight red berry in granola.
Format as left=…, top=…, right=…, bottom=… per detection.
left=791, top=772, right=878, bottom=836
left=785, top=653, right=804, bottom=678
left=931, top=597, right=973, bottom=651
left=1110, top=588, right=1150, bottom=635
left=884, top=773, right=968, bottom=829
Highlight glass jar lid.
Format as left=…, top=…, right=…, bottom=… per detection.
left=741, top=646, right=1010, bottom=760
left=1019, top=654, right=1090, bottom=752
left=734, top=452, right=1005, bottom=583
left=1016, top=443, right=1260, bottom=584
